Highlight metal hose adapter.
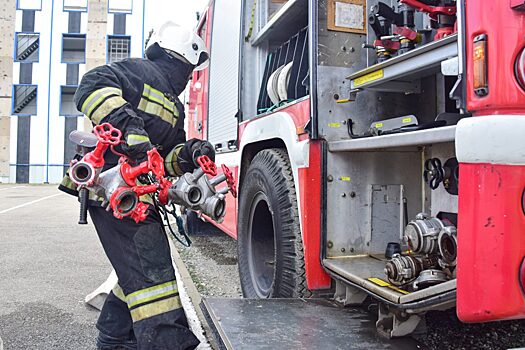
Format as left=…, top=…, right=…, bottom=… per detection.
left=201, top=195, right=226, bottom=223
left=70, top=160, right=97, bottom=186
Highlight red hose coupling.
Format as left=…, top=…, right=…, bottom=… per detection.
left=110, top=187, right=150, bottom=223
left=110, top=187, right=139, bottom=219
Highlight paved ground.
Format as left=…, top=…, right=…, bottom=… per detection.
left=2, top=185, right=525, bottom=350
left=0, top=185, right=110, bottom=349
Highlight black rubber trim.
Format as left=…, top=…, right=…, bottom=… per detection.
left=320, top=140, right=328, bottom=263
left=521, top=188, right=525, bottom=217
left=309, top=0, right=318, bottom=139
left=519, top=257, right=525, bottom=297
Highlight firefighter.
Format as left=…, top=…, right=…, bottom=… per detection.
left=59, top=21, right=214, bottom=350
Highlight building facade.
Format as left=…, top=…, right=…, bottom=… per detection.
left=2, top=0, right=146, bottom=184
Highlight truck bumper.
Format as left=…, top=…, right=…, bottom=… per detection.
left=456, top=115, right=525, bottom=322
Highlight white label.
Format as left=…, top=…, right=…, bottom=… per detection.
left=18, top=0, right=41, bottom=10
left=108, top=0, right=133, bottom=13
left=64, top=0, right=88, bottom=11
left=335, top=2, right=364, bottom=30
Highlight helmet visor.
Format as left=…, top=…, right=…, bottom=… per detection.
left=195, top=51, right=210, bottom=71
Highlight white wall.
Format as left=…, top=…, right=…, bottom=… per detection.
left=10, top=0, right=145, bottom=183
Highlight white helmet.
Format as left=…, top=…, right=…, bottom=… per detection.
left=147, top=21, right=210, bottom=71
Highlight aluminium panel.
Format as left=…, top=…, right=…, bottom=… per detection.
left=202, top=297, right=423, bottom=349
left=207, top=0, right=242, bottom=151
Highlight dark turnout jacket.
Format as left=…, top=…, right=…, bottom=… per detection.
left=59, top=49, right=192, bottom=197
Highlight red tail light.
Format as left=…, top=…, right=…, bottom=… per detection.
left=515, top=47, right=525, bottom=91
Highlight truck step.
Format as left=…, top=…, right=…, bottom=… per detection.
left=201, top=298, right=425, bottom=349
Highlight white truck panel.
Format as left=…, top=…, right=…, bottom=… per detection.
left=207, top=0, right=242, bottom=152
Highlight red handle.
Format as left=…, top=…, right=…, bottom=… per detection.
left=221, top=164, right=237, bottom=198
left=93, top=123, right=122, bottom=146
left=197, top=155, right=218, bottom=176
left=147, top=149, right=165, bottom=179
left=400, top=0, right=456, bottom=17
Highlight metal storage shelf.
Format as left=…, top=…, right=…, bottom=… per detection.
left=323, top=256, right=456, bottom=304
left=348, top=34, right=458, bottom=92
left=328, top=125, right=456, bottom=152
left=251, top=0, right=308, bottom=46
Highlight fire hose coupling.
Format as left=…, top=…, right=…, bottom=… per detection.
left=69, top=123, right=235, bottom=224
left=109, top=187, right=149, bottom=223
left=70, top=123, right=123, bottom=187
left=202, top=195, right=227, bottom=223
left=404, top=213, right=444, bottom=254
left=403, top=213, right=458, bottom=267
left=168, top=158, right=236, bottom=222
left=385, top=254, right=439, bottom=285
left=69, top=160, right=98, bottom=186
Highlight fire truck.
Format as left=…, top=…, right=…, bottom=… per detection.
left=186, top=0, right=525, bottom=340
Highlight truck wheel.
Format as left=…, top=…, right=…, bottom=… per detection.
left=237, top=148, right=310, bottom=298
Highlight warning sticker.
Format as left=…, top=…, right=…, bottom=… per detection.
left=368, top=277, right=390, bottom=287
left=353, top=70, right=384, bottom=87
left=368, top=277, right=410, bottom=295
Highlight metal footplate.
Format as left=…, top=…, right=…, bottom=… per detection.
left=201, top=298, right=425, bottom=349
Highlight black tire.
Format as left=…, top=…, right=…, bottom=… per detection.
left=237, top=148, right=310, bottom=298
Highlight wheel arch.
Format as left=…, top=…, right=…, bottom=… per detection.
left=237, top=112, right=310, bottom=232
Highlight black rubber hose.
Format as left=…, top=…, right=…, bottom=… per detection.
left=78, top=188, right=89, bottom=225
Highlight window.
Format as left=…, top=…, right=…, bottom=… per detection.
left=63, top=0, right=87, bottom=12
left=15, top=33, right=39, bottom=63
left=17, top=0, right=42, bottom=10
left=107, top=35, right=130, bottom=63
left=62, top=34, right=86, bottom=63
left=108, top=0, right=132, bottom=14
left=60, top=86, right=82, bottom=116
left=13, top=85, right=37, bottom=116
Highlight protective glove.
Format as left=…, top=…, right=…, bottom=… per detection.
left=121, top=128, right=153, bottom=164
left=176, top=138, right=215, bottom=174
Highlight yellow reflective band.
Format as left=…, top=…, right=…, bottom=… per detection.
left=142, top=84, right=177, bottom=115
left=60, top=174, right=77, bottom=191
left=81, top=87, right=122, bottom=117
left=126, top=134, right=150, bottom=146
left=113, top=284, right=127, bottom=302
left=128, top=289, right=178, bottom=308
left=126, top=280, right=178, bottom=307
left=90, top=96, right=127, bottom=124
left=130, top=296, right=182, bottom=322
left=164, top=144, right=183, bottom=176
left=138, top=98, right=178, bottom=127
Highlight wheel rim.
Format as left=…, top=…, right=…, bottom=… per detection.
left=247, top=192, right=276, bottom=298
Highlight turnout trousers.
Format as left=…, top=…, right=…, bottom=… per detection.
left=88, top=205, right=200, bottom=350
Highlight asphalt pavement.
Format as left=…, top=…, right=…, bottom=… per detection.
left=0, top=185, right=111, bottom=349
